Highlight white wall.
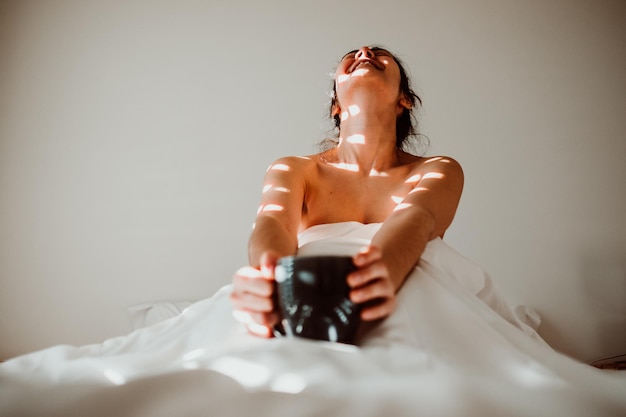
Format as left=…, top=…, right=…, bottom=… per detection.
left=1, top=0, right=624, bottom=363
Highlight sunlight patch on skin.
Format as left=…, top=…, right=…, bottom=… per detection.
left=235, top=266, right=263, bottom=279
left=423, top=157, right=452, bottom=165
left=346, top=134, right=365, bottom=144
left=327, top=161, right=388, bottom=176
left=409, top=187, right=429, bottom=195
left=423, top=172, right=445, bottom=180
left=270, top=164, right=290, bottom=172
left=263, top=184, right=290, bottom=194
left=337, top=73, right=350, bottom=84
left=352, top=67, right=369, bottom=77
left=405, top=174, right=422, bottom=183
left=262, top=204, right=284, bottom=212
left=369, top=169, right=389, bottom=177
left=348, top=104, right=361, bottom=116
left=393, top=203, right=412, bottom=212
left=341, top=111, right=349, bottom=121
left=391, top=196, right=404, bottom=204
left=328, top=162, right=359, bottom=172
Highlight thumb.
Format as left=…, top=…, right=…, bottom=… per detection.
left=259, top=251, right=280, bottom=279
left=353, top=245, right=382, bottom=267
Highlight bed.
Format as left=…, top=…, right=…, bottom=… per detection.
left=1, top=222, right=624, bottom=416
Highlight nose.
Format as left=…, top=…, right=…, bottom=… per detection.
left=355, top=47, right=374, bottom=60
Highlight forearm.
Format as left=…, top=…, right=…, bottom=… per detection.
left=370, top=206, right=435, bottom=291
left=248, top=215, right=299, bottom=267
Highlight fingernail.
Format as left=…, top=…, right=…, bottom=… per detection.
left=261, top=265, right=272, bottom=277
left=348, top=274, right=360, bottom=286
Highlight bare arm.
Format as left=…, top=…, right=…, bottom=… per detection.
left=348, top=157, right=464, bottom=319
left=230, top=157, right=307, bottom=336
left=247, top=157, right=307, bottom=265
left=374, top=157, right=464, bottom=287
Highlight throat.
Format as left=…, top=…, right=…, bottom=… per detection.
left=328, top=144, right=402, bottom=174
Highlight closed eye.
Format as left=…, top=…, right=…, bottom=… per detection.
left=339, top=48, right=393, bottom=67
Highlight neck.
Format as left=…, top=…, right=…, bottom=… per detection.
left=333, top=101, right=400, bottom=173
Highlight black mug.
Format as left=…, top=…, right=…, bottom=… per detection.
left=274, top=255, right=361, bottom=344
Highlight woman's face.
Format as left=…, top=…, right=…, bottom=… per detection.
left=333, top=46, right=406, bottom=111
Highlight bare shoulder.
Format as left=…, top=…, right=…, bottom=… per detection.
left=265, top=155, right=316, bottom=176
left=411, top=155, right=464, bottom=182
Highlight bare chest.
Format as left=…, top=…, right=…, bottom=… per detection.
left=302, top=169, right=414, bottom=227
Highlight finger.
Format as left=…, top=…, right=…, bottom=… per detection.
left=249, top=310, right=280, bottom=327
left=352, top=245, right=382, bottom=267
left=233, top=273, right=275, bottom=297
left=259, top=252, right=280, bottom=279
left=247, top=323, right=273, bottom=338
left=230, top=291, right=274, bottom=312
left=349, top=278, right=394, bottom=304
left=360, top=298, right=397, bottom=321
left=232, top=309, right=279, bottom=327
left=235, top=266, right=271, bottom=281
left=232, top=310, right=278, bottom=338
left=347, top=261, right=389, bottom=288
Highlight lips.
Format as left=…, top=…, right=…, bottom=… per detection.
left=348, top=58, right=384, bottom=73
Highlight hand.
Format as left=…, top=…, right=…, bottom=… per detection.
left=347, top=245, right=397, bottom=321
left=230, top=251, right=281, bottom=337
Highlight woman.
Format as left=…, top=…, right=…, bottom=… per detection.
left=230, top=46, right=464, bottom=337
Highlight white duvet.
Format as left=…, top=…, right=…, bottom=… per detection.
left=1, top=222, right=625, bottom=417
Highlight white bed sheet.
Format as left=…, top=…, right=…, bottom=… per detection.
left=1, top=222, right=625, bottom=417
